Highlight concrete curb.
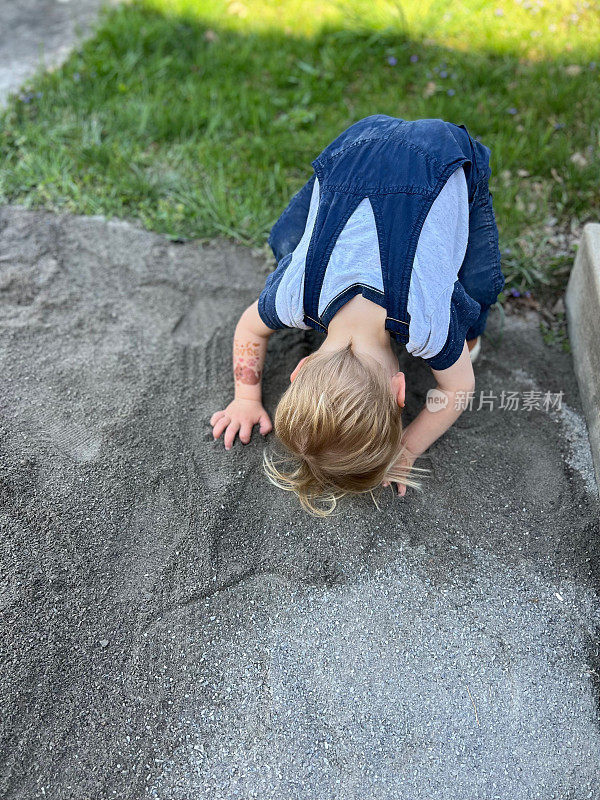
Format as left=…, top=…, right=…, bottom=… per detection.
left=565, top=221, right=600, bottom=496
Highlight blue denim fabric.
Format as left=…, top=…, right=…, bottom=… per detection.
left=268, top=174, right=316, bottom=265
left=262, top=116, right=505, bottom=368
left=458, top=179, right=505, bottom=340
left=257, top=252, right=294, bottom=330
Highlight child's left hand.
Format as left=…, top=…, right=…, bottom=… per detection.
left=382, top=447, right=418, bottom=496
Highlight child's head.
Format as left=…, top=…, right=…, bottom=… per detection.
left=263, top=342, right=419, bottom=515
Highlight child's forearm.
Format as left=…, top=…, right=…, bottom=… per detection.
left=232, top=321, right=270, bottom=402
left=401, top=385, right=474, bottom=456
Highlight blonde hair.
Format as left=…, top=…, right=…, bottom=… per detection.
left=262, top=343, right=426, bottom=516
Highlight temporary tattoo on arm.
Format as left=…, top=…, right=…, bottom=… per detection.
left=233, top=340, right=263, bottom=385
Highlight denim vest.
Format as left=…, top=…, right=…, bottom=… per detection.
left=263, top=115, right=504, bottom=369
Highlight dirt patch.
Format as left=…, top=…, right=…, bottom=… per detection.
left=0, top=206, right=598, bottom=799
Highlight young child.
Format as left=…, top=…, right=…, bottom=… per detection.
left=210, top=115, right=505, bottom=514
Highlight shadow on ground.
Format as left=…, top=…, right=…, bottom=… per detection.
left=0, top=206, right=599, bottom=799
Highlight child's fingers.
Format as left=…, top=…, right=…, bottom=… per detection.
left=210, top=410, right=227, bottom=426
left=382, top=481, right=405, bottom=496
left=224, top=420, right=241, bottom=450
left=239, top=420, right=253, bottom=445
left=259, top=413, right=273, bottom=435
left=212, top=414, right=230, bottom=440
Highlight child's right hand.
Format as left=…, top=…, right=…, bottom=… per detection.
left=210, top=399, right=273, bottom=450
left=382, top=445, right=419, bottom=496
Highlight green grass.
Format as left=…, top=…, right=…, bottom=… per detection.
left=1, top=0, right=599, bottom=299
left=540, top=313, right=571, bottom=352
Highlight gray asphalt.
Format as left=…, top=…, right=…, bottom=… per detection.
left=0, top=206, right=598, bottom=799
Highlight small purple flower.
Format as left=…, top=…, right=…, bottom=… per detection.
left=439, top=70, right=448, bottom=78
left=507, top=107, right=518, bottom=115
left=503, top=247, right=512, bottom=256
left=554, top=122, right=565, bottom=130
left=410, top=54, right=419, bottom=63
left=510, top=288, right=521, bottom=297
left=18, top=92, right=33, bottom=103
left=447, top=88, right=455, bottom=96
left=524, top=290, right=531, bottom=298
left=387, top=56, right=398, bottom=66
